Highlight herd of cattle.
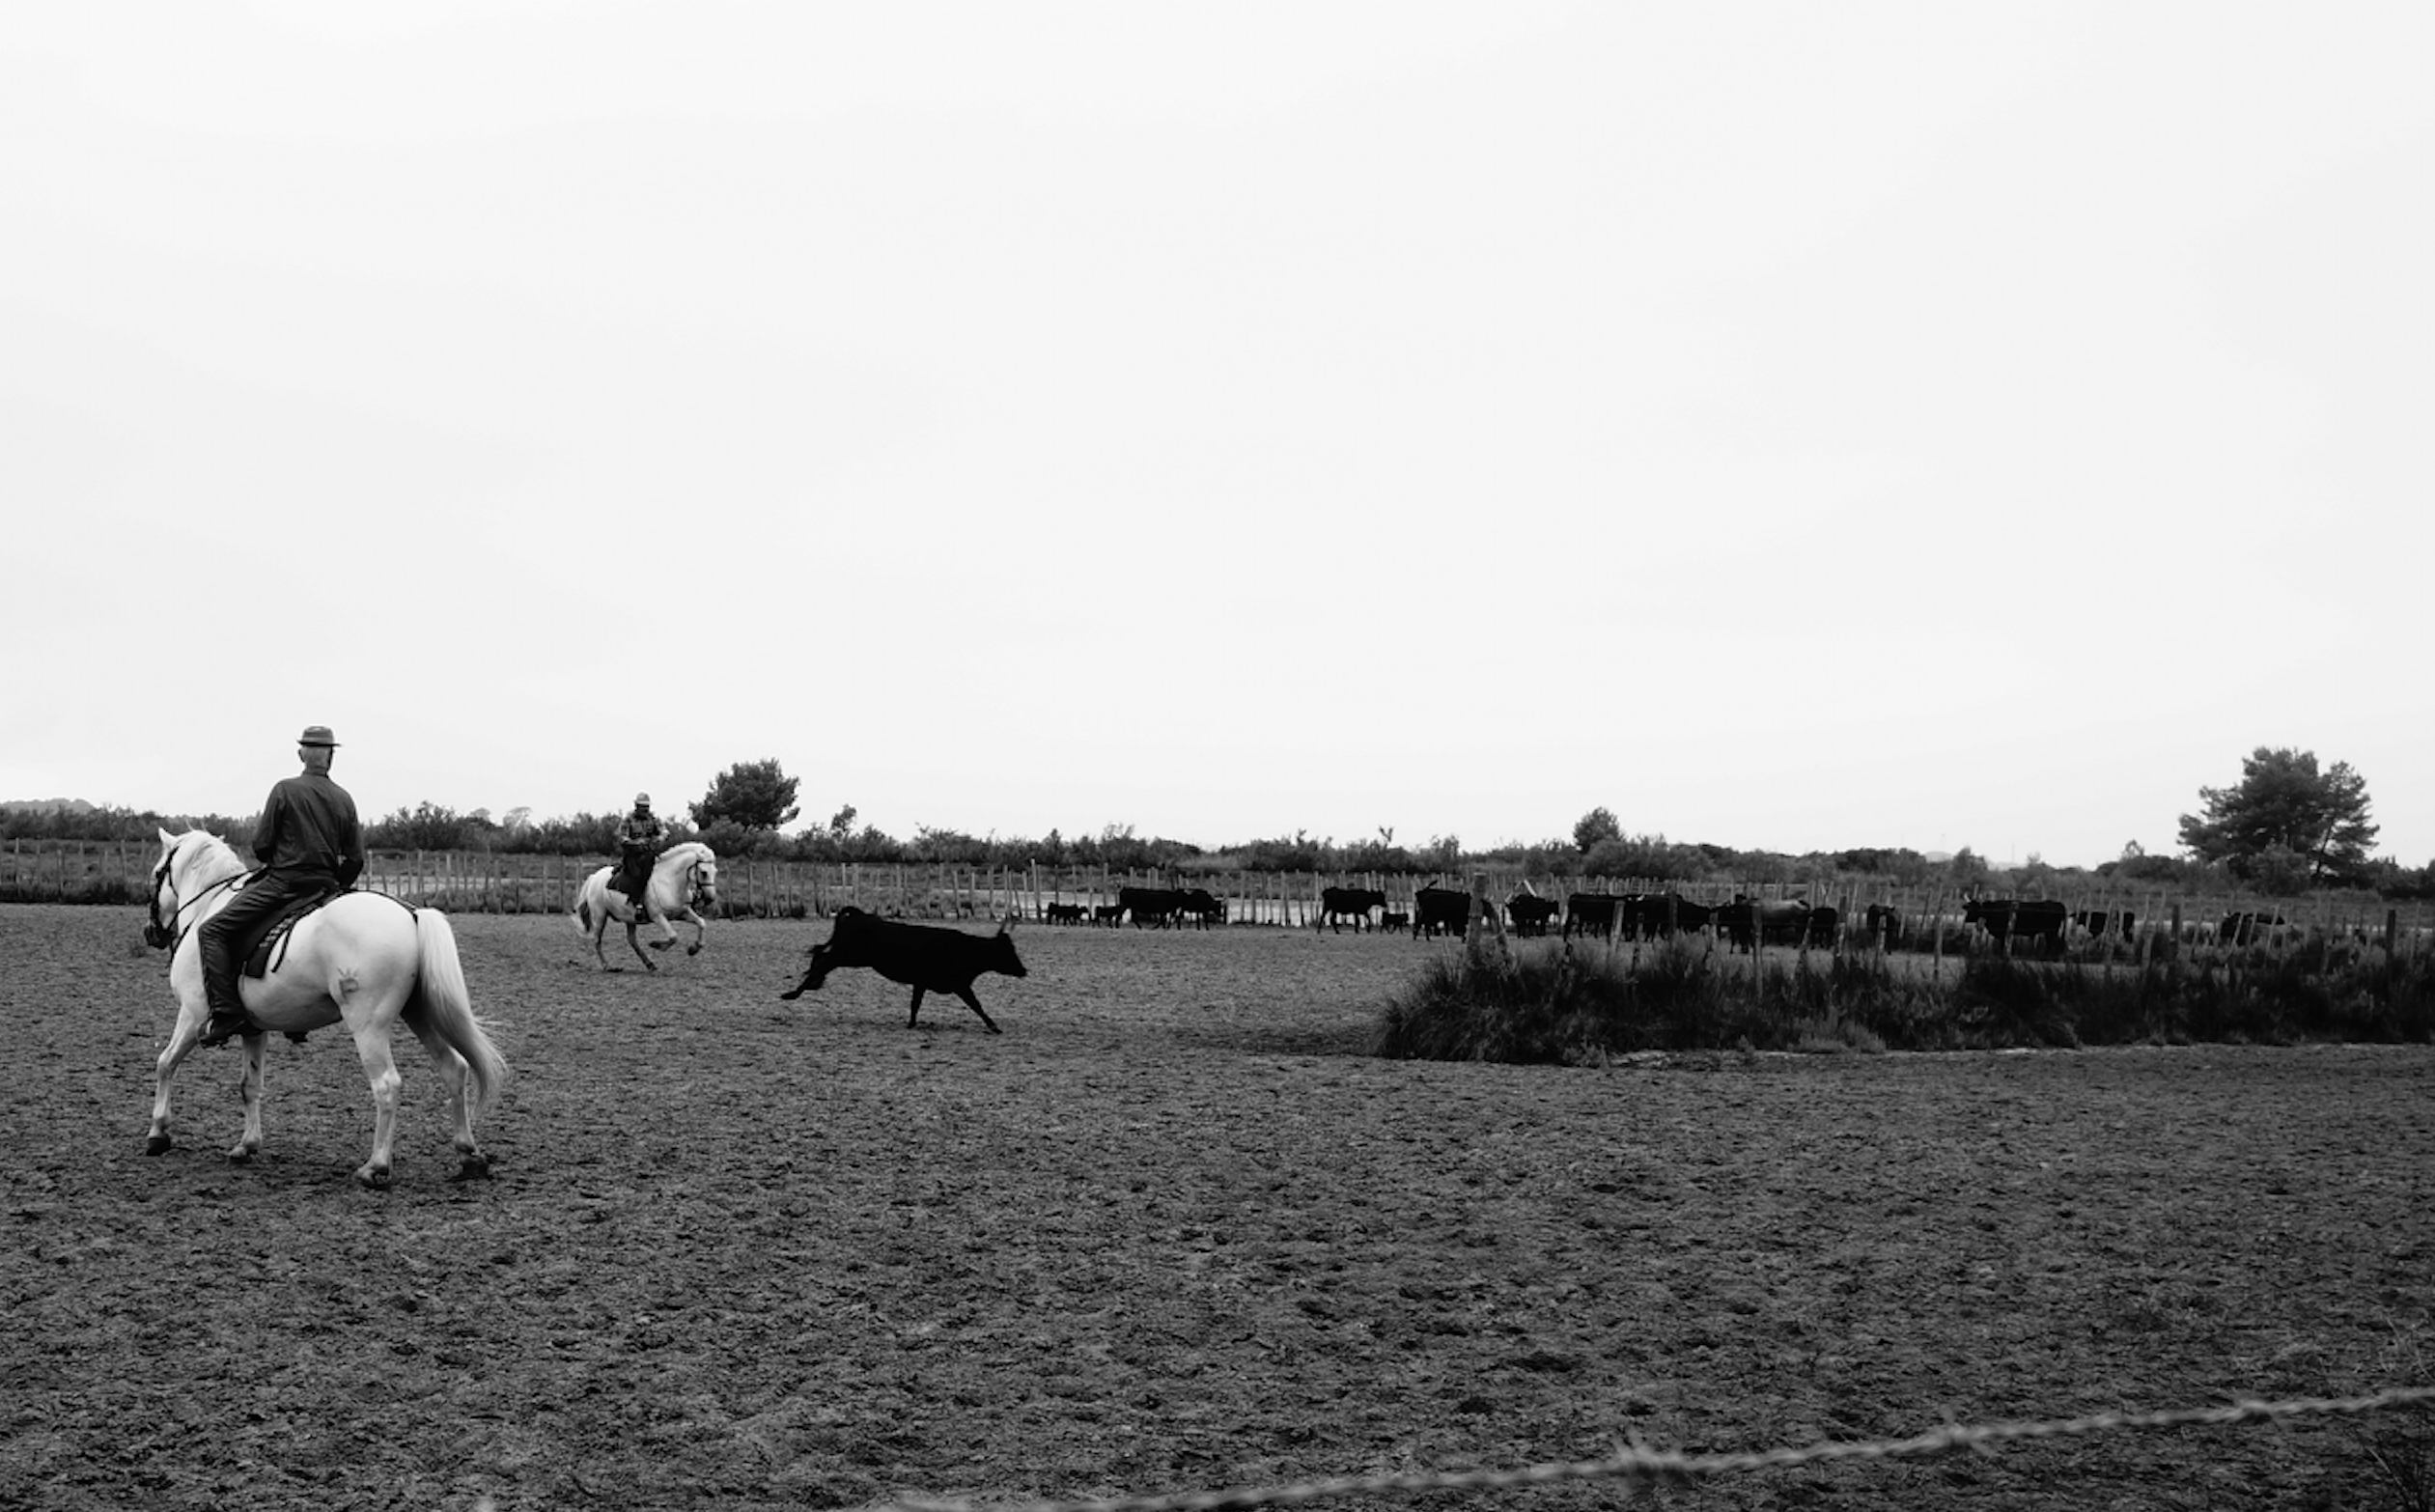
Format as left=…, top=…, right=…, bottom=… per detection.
left=777, top=890, right=2305, bottom=1036
left=1041, top=886, right=1227, bottom=929
left=1024, top=884, right=2301, bottom=957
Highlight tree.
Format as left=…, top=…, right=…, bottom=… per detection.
left=368, top=801, right=475, bottom=851
left=1572, top=807, right=1622, bottom=853
left=2177, top=747, right=2378, bottom=887
left=1946, top=847, right=1991, bottom=891
left=690, top=759, right=800, bottom=832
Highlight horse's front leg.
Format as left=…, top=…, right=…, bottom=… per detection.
left=625, top=922, right=658, bottom=972
left=647, top=905, right=680, bottom=951
left=230, top=1033, right=268, bottom=1162
left=685, top=911, right=708, bottom=957
left=147, top=998, right=209, bottom=1155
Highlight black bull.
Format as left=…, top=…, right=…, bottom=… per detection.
left=1119, top=886, right=1185, bottom=928
left=1963, top=898, right=2068, bottom=955
left=780, top=907, right=1025, bottom=1033
left=1413, top=885, right=1469, bottom=938
left=1319, top=887, right=1387, bottom=934
left=1506, top=894, right=1562, bottom=936
left=1118, top=886, right=1223, bottom=929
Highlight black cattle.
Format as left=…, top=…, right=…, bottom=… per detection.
left=1175, top=888, right=1225, bottom=929
left=1380, top=910, right=1410, bottom=932
left=1962, top=898, right=2068, bottom=955
left=1318, top=886, right=1387, bottom=934
left=1413, top=885, right=1470, bottom=938
left=1625, top=893, right=1713, bottom=938
left=1119, top=886, right=1187, bottom=928
left=1804, top=905, right=1840, bottom=948
left=1090, top=904, right=1126, bottom=927
left=2220, top=910, right=2286, bottom=946
left=1563, top=893, right=1623, bottom=939
left=1506, top=894, right=1562, bottom=937
left=1720, top=897, right=1811, bottom=952
left=1044, top=902, right=1085, bottom=925
left=780, top=906, right=1025, bottom=1033
left=1863, top=903, right=1903, bottom=945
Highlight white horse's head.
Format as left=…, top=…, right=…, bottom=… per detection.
left=678, top=843, right=718, bottom=909
left=147, top=827, right=240, bottom=948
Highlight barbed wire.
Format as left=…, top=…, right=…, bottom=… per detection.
left=880, top=1384, right=2435, bottom=1512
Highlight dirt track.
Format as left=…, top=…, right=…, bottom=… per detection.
left=4, top=904, right=2431, bottom=1511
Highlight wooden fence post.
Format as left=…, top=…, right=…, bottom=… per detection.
left=1465, top=871, right=1509, bottom=968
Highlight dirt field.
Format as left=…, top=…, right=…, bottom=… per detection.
left=4, top=904, right=2431, bottom=1512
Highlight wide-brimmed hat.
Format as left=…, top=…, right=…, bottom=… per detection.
left=298, top=725, right=341, bottom=747
left=634, top=792, right=652, bottom=806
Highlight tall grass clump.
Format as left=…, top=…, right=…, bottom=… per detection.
left=1374, top=934, right=2435, bottom=1063
left=1374, top=938, right=1919, bottom=1062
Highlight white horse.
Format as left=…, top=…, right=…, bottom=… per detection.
left=572, top=840, right=719, bottom=971
left=145, top=828, right=508, bottom=1188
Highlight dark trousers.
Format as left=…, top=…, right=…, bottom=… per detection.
left=200, top=873, right=325, bottom=1017
left=618, top=848, right=654, bottom=906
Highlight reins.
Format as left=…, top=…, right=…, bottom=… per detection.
left=146, top=853, right=251, bottom=951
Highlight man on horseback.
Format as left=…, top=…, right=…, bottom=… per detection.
left=616, top=793, right=666, bottom=915
left=200, top=725, right=365, bottom=1048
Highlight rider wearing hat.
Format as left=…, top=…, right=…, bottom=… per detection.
left=616, top=793, right=667, bottom=914
left=199, top=725, right=365, bottom=1047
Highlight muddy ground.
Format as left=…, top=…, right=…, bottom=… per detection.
left=3, top=904, right=2430, bottom=1511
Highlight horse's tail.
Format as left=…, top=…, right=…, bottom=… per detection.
left=412, top=909, right=508, bottom=1115
left=573, top=895, right=594, bottom=934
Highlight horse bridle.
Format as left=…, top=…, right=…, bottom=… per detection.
left=144, top=841, right=243, bottom=950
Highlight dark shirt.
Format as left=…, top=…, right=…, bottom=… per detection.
left=252, top=771, right=363, bottom=886
left=619, top=810, right=666, bottom=851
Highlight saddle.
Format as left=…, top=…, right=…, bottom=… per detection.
left=238, top=882, right=350, bottom=980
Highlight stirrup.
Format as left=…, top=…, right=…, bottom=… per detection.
left=201, top=1012, right=256, bottom=1048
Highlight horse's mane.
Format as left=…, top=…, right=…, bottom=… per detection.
left=166, top=828, right=243, bottom=878
left=663, top=840, right=716, bottom=869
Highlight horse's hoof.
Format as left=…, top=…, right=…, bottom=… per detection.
left=450, top=1154, right=493, bottom=1182
left=649, top=938, right=674, bottom=952
left=354, top=1165, right=393, bottom=1190
left=686, top=945, right=701, bottom=957
left=225, top=1145, right=256, bottom=1163
left=145, top=1134, right=172, bottom=1157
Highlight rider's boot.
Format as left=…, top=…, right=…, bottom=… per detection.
left=198, top=932, right=256, bottom=1048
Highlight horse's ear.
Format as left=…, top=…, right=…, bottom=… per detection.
left=158, top=826, right=178, bottom=847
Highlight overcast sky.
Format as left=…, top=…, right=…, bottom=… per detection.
left=6, top=3, right=2430, bottom=868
